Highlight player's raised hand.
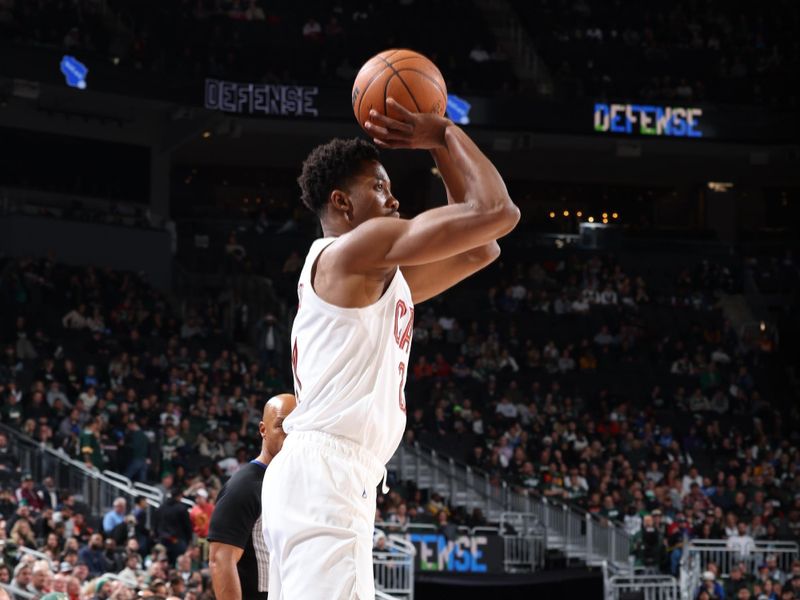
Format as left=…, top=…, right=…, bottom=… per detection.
left=365, top=98, right=452, bottom=150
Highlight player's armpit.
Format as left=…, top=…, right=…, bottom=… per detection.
left=330, top=201, right=517, bottom=274
left=402, top=241, right=500, bottom=304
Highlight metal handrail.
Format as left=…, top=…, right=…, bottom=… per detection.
left=0, top=582, right=36, bottom=599
left=374, top=520, right=502, bottom=537
left=0, top=424, right=157, bottom=526
left=679, top=539, right=800, bottom=600
left=374, top=528, right=414, bottom=600
left=392, top=441, right=632, bottom=567
left=16, top=546, right=55, bottom=571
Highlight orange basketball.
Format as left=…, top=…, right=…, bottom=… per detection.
left=352, top=49, right=448, bottom=132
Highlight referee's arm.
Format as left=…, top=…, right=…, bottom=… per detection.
left=210, top=541, right=245, bottom=600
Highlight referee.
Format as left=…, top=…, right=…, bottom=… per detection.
left=209, top=393, right=296, bottom=600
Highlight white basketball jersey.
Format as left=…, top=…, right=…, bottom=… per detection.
left=283, top=237, right=413, bottom=464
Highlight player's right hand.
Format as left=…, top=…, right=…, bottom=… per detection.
left=365, top=98, right=452, bottom=150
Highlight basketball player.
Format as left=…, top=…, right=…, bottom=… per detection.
left=261, top=98, right=519, bottom=599
left=209, top=393, right=296, bottom=600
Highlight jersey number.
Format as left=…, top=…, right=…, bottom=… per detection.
left=398, top=362, right=407, bottom=413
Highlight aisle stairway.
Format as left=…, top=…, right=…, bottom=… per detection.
left=387, top=442, right=632, bottom=569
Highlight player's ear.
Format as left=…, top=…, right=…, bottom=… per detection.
left=330, top=189, right=353, bottom=221
left=258, top=421, right=266, bottom=439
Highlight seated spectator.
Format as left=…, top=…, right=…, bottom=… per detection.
left=728, top=522, right=756, bottom=559
left=102, top=498, right=128, bottom=535
left=79, top=533, right=111, bottom=578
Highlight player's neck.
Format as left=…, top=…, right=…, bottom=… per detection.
left=320, top=215, right=354, bottom=238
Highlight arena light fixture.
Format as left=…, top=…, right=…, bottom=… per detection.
left=549, top=211, right=556, bottom=218
left=588, top=216, right=594, bottom=223
left=612, top=212, right=619, bottom=219
left=602, top=218, right=609, bottom=224
left=576, top=211, right=583, bottom=217
left=602, top=212, right=608, bottom=219
left=202, top=130, right=212, bottom=139
left=563, top=210, right=569, bottom=217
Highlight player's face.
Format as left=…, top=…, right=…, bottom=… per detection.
left=347, top=160, right=399, bottom=224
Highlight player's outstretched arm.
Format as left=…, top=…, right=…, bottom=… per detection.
left=398, top=142, right=503, bottom=303
left=333, top=100, right=519, bottom=274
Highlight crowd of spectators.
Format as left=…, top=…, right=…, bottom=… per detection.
left=1, top=238, right=798, bottom=596
left=4, top=0, right=798, bottom=107
left=511, top=0, right=800, bottom=106
left=0, top=477, right=217, bottom=599
left=0, top=255, right=297, bottom=598
left=1, top=0, right=514, bottom=94
left=376, top=249, right=799, bottom=579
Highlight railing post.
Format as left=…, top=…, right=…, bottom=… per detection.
left=448, top=458, right=456, bottom=505
left=431, top=450, right=439, bottom=492
left=466, top=466, right=473, bottom=510
left=586, top=513, right=593, bottom=561
left=611, top=525, right=617, bottom=564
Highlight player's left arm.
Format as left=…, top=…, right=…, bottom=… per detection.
left=401, top=145, right=501, bottom=304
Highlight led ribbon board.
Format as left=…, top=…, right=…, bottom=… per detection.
left=594, top=103, right=703, bottom=138
left=446, top=94, right=471, bottom=125
left=60, top=56, right=88, bottom=90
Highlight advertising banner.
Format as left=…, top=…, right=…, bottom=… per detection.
left=403, top=532, right=504, bottom=574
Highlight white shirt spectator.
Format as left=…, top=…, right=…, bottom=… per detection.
left=689, top=392, right=710, bottom=412
left=469, top=45, right=490, bottom=63
left=728, top=532, right=755, bottom=558
left=598, top=287, right=618, bottom=305
left=498, top=353, right=520, bottom=373
left=711, top=348, right=731, bottom=364
left=217, top=457, right=241, bottom=477
left=624, top=513, right=642, bottom=536
left=46, top=385, right=70, bottom=408
left=495, top=399, right=518, bottom=419
left=571, top=298, right=590, bottom=313
left=582, top=288, right=598, bottom=304
left=302, top=18, right=322, bottom=39
left=573, top=435, right=589, bottom=452
left=558, top=352, right=576, bottom=373
left=646, top=468, right=664, bottom=484
left=509, top=283, right=527, bottom=300
left=437, top=316, right=455, bottom=331
left=543, top=341, right=559, bottom=360
left=62, top=309, right=88, bottom=329
left=681, top=472, right=703, bottom=495
left=79, top=389, right=98, bottom=411
left=671, top=357, right=694, bottom=375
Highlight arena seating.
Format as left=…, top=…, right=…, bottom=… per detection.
left=510, top=0, right=800, bottom=106
left=1, top=223, right=798, bottom=597
left=1, top=0, right=515, bottom=94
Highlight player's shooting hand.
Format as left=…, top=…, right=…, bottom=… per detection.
left=365, top=98, right=452, bottom=150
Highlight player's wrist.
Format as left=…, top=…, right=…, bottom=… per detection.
left=434, top=118, right=454, bottom=147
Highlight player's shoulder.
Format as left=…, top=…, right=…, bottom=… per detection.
left=321, top=219, right=405, bottom=275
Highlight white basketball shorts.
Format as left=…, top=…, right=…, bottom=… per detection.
left=261, top=430, right=386, bottom=600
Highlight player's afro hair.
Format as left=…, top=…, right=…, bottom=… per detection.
left=297, top=138, right=380, bottom=215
